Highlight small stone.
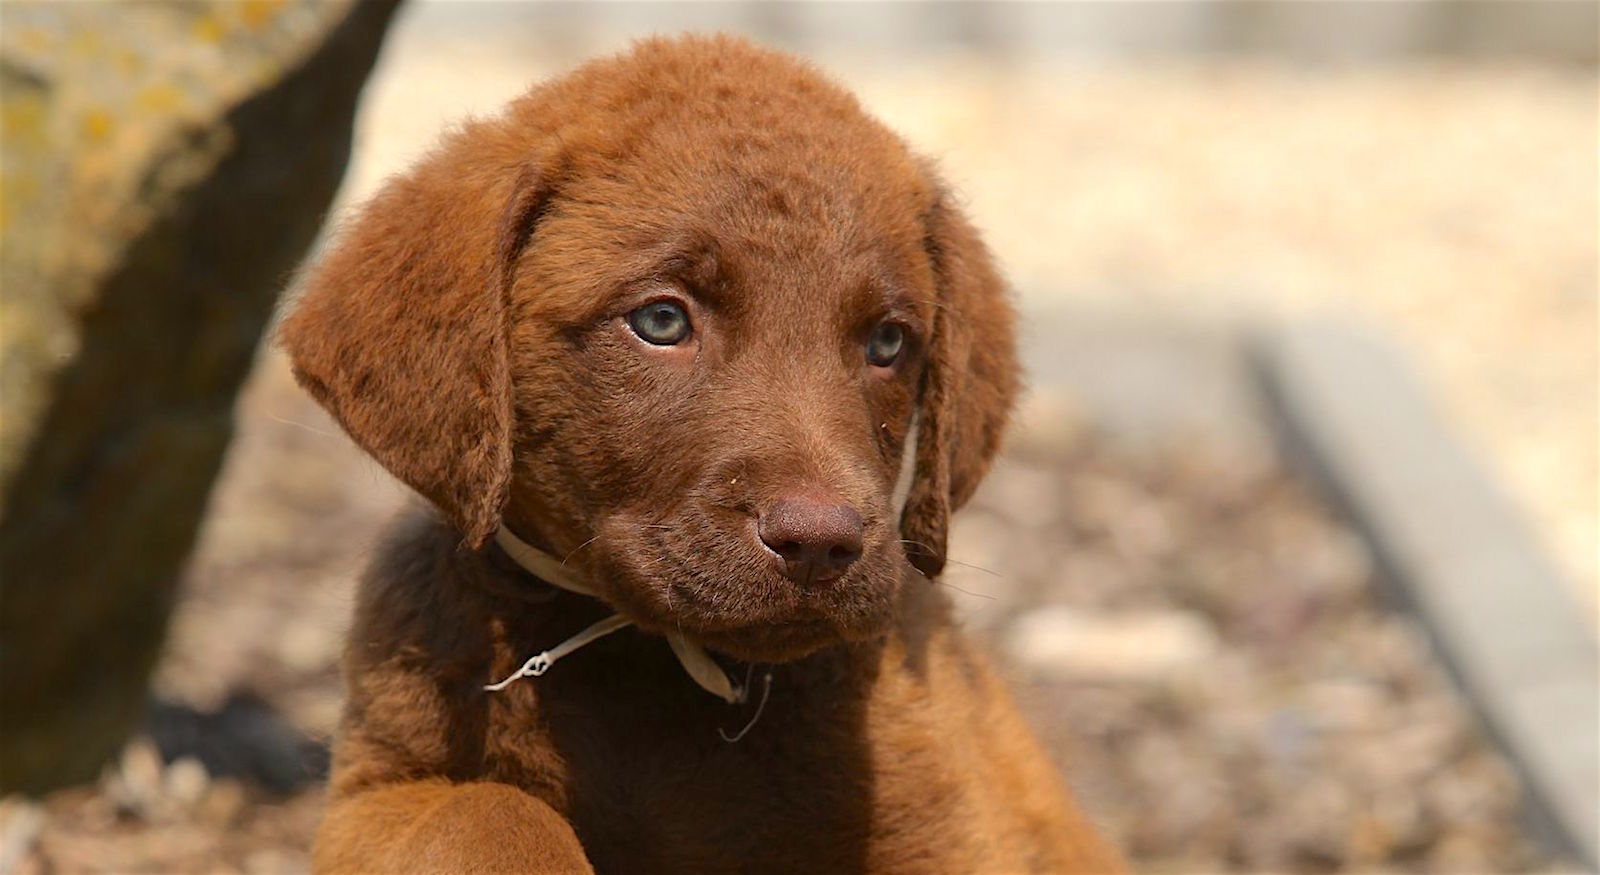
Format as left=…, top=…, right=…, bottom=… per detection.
left=0, top=796, right=45, bottom=874
left=1299, top=529, right=1374, bottom=598
left=111, top=737, right=166, bottom=819
left=165, top=756, right=211, bottom=811
left=275, top=615, right=339, bottom=673
left=1297, top=678, right=1393, bottom=733
left=195, top=778, right=247, bottom=829
left=1004, top=607, right=1219, bottom=681
left=1426, top=831, right=1496, bottom=874
left=1108, top=497, right=1178, bottom=561
left=245, top=847, right=309, bottom=875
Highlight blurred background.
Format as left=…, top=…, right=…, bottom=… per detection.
left=1, top=2, right=1595, bottom=873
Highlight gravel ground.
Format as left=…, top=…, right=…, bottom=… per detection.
left=961, top=430, right=1555, bottom=874
left=2, top=353, right=1567, bottom=874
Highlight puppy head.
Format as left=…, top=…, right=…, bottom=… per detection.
left=279, top=36, right=1016, bottom=661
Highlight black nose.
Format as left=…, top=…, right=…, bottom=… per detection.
left=758, top=495, right=865, bottom=585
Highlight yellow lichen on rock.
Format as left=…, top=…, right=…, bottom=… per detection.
left=0, top=0, right=361, bottom=485
left=240, top=0, right=289, bottom=33
left=135, top=83, right=187, bottom=115
left=79, top=107, right=114, bottom=143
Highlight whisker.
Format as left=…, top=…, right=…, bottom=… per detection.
left=894, top=540, right=1004, bottom=578
left=562, top=535, right=602, bottom=566
left=265, top=413, right=341, bottom=439
left=938, top=558, right=1005, bottom=578
left=933, top=579, right=996, bottom=601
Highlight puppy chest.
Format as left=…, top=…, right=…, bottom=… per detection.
left=486, top=691, right=982, bottom=874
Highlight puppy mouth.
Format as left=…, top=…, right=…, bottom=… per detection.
left=594, top=517, right=899, bottom=662
left=608, top=572, right=895, bottom=663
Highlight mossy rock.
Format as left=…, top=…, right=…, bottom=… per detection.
left=0, top=0, right=400, bottom=794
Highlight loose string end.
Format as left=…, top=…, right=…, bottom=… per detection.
left=483, top=651, right=553, bottom=691
left=484, top=613, right=634, bottom=693
left=719, top=667, right=774, bottom=744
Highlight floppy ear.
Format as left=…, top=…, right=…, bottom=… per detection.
left=899, top=187, right=1020, bottom=577
left=278, top=121, right=550, bottom=548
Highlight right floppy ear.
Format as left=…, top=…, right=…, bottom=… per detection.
left=277, top=121, right=552, bottom=548
left=898, top=184, right=1020, bottom=578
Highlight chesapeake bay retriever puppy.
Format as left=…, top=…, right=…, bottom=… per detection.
left=280, top=34, right=1124, bottom=875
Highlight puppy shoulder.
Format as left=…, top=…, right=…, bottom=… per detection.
left=330, top=507, right=500, bottom=795
left=346, top=507, right=487, bottom=667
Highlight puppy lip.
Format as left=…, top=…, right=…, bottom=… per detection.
left=628, top=600, right=835, bottom=639
left=617, top=589, right=867, bottom=651
left=694, top=618, right=842, bottom=662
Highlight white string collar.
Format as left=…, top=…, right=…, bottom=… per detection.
left=485, top=526, right=745, bottom=704
left=483, top=413, right=919, bottom=708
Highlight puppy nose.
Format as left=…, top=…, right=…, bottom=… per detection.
left=758, top=496, right=865, bottom=585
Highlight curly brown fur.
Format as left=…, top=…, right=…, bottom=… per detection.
left=279, top=34, right=1125, bottom=875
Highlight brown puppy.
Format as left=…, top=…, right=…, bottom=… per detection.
left=280, top=35, right=1124, bottom=875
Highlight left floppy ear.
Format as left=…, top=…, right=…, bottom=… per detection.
left=899, top=184, right=1021, bottom=577
left=277, top=118, right=553, bottom=549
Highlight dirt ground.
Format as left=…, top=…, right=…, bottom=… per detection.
left=5, top=353, right=1568, bottom=874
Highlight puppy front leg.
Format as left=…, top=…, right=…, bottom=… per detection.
left=313, top=780, right=595, bottom=875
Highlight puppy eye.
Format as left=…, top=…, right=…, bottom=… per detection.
left=627, top=301, right=692, bottom=345
left=866, top=321, right=905, bottom=368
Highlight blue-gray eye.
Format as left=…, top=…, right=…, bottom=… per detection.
left=866, top=322, right=905, bottom=367
left=628, top=301, right=691, bottom=345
